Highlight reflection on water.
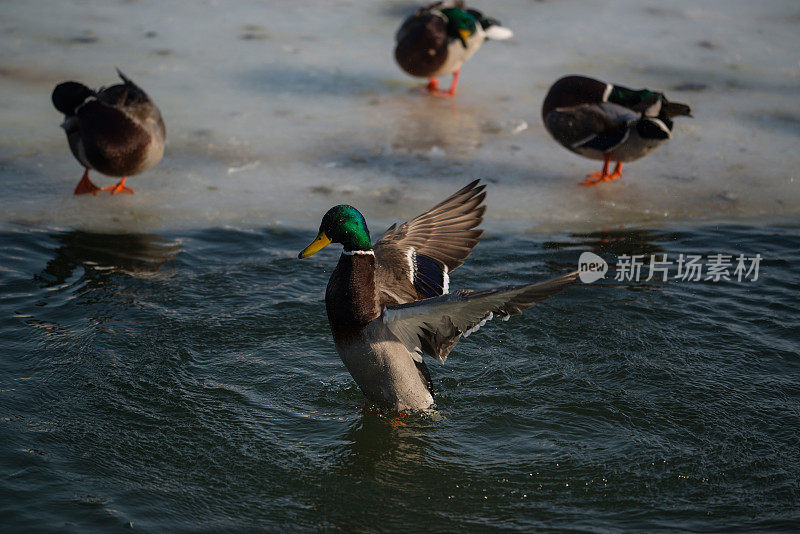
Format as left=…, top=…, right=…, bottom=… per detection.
left=389, top=100, right=483, bottom=157
left=332, top=412, right=430, bottom=478
left=1, top=224, right=798, bottom=531
left=543, top=228, right=670, bottom=258
left=35, top=231, right=181, bottom=287
left=4, top=231, right=184, bottom=346
left=314, top=411, right=437, bottom=531
left=238, top=64, right=390, bottom=97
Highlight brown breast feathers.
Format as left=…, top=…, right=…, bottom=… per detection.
left=325, top=253, right=380, bottom=338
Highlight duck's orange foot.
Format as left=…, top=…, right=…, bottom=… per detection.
left=389, top=412, right=408, bottom=428
left=74, top=169, right=101, bottom=195
left=424, top=70, right=459, bottom=98
left=580, top=162, right=622, bottom=186
left=428, top=88, right=456, bottom=98
left=424, top=77, right=439, bottom=93
left=102, top=177, right=134, bottom=195
left=580, top=174, right=617, bottom=186
left=580, top=173, right=608, bottom=186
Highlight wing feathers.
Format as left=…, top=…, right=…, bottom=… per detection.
left=383, top=271, right=578, bottom=362
left=374, top=180, right=486, bottom=306
left=545, top=102, right=638, bottom=153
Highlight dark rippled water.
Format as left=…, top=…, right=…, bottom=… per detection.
left=1, top=222, right=798, bottom=531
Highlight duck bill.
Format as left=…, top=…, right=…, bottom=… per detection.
left=458, top=29, right=471, bottom=47
left=298, top=231, right=331, bottom=259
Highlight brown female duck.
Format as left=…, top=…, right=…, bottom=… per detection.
left=52, top=69, right=166, bottom=195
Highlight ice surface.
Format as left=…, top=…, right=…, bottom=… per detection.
left=0, top=0, right=798, bottom=233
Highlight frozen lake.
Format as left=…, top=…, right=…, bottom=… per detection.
left=1, top=0, right=798, bottom=233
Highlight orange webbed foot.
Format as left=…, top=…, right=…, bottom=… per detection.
left=581, top=171, right=606, bottom=185
left=101, top=177, right=134, bottom=195
left=424, top=71, right=459, bottom=98
left=424, top=77, right=439, bottom=93
left=389, top=412, right=408, bottom=428
left=428, top=88, right=456, bottom=98
left=74, top=169, right=101, bottom=195
left=580, top=173, right=620, bottom=186
left=580, top=160, right=621, bottom=186
left=580, top=171, right=607, bottom=186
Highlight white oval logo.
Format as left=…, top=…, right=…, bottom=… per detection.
left=578, top=252, right=608, bottom=283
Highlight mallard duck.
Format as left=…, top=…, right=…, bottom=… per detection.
left=542, top=75, right=692, bottom=186
left=394, top=1, right=513, bottom=97
left=51, top=69, right=166, bottom=195
left=298, top=180, right=577, bottom=411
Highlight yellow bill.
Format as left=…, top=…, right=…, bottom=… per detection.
left=459, top=28, right=471, bottom=43
left=298, top=231, right=331, bottom=259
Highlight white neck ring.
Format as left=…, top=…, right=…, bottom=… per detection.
left=342, top=249, right=374, bottom=256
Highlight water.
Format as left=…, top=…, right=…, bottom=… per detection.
left=1, top=224, right=798, bottom=531
left=1, top=0, right=800, bottom=531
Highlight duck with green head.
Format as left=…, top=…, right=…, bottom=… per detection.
left=298, top=181, right=577, bottom=411
left=52, top=69, right=166, bottom=195
left=394, top=1, right=513, bottom=97
left=542, top=75, right=692, bottom=186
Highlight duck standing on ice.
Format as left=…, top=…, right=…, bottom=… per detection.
left=394, top=1, right=513, bottom=97
left=542, top=75, right=691, bottom=186
left=52, top=69, right=166, bottom=195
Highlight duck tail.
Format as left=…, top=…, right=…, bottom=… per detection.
left=661, top=100, right=693, bottom=118
left=466, top=9, right=513, bottom=40
left=636, top=116, right=673, bottom=140
left=116, top=68, right=141, bottom=89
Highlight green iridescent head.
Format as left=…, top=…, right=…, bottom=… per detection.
left=609, top=85, right=692, bottom=118
left=608, top=86, right=661, bottom=110
left=298, top=205, right=372, bottom=258
left=441, top=7, right=477, bottom=47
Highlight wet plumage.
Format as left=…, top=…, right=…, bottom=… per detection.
left=299, top=181, right=577, bottom=410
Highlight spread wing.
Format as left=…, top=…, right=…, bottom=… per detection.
left=373, top=179, right=486, bottom=307
left=545, top=102, right=639, bottom=152
left=382, top=270, right=578, bottom=362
